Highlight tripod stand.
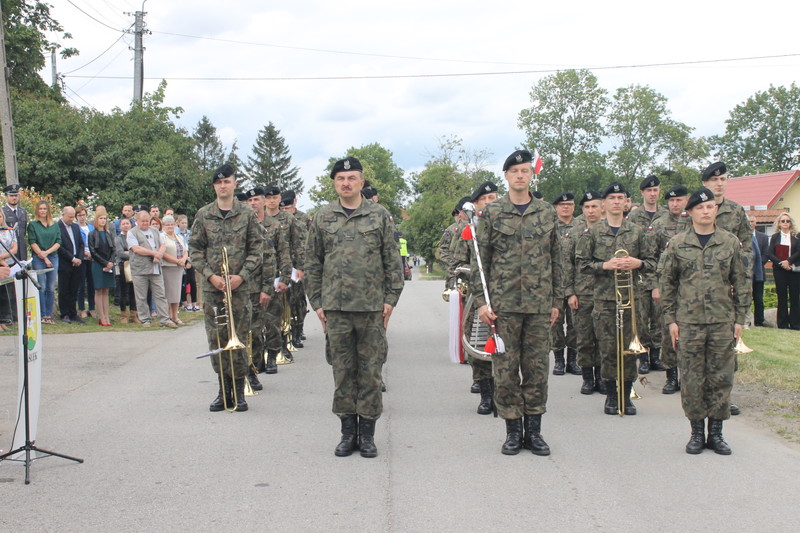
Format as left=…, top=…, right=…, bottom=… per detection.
left=0, top=241, right=83, bottom=484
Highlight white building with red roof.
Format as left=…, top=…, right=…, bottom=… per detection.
left=725, top=170, right=800, bottom=231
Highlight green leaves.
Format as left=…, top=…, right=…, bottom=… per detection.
left=243, top=121, right=302, bottom=195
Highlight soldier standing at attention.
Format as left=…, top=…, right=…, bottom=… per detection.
left=305, top=156, right=404, bottom=458
left=565, top=191, right=605, bottom=395
left=439, top=196, right=470, bottom=291
left=702, top=161, right=751, bottom=416
left=191, top=164, right=264, bottom=412
left=628, top=175, right=668, bottom=375
left=474, top=150, right=561, bottom=456
left=280, top=190, right=311, bottom=347
left=659, top=187, right=749, bottom=455
left=576, top=182, right=656, bottom=416
left=551, top=192, right=579, bottom=376
left=651, top=185, right=691, bottom=394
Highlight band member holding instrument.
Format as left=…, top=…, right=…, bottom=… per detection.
left=576, top=182, right=656, bottom=416
left=474, top=150, right=561, bottom=456
left=306, top=156, right=404, bottom=458
left=659, top=187, right=749, bottom=455
left=190, top=164, right=264, bottom=412
left=551, top=192, right=579, bottom=376
left=280, top=190, right=311, bottom=347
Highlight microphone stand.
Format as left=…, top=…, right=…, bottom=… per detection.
left=0, top=236, right=83, bottom=484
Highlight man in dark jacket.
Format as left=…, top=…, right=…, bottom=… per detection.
left=57, top=206, right=86, bottom=324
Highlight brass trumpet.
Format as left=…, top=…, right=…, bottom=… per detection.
left=614, top=249, right=647, bottom=416
left=276, top=290, right=295, bottom=365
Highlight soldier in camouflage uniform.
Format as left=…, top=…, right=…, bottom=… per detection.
left=245, top=188, right=292, bottom=375
left=280, top=190, right=311, bottom=346
left=702, top=161, right=752, bottom=416
left=659, top=187, right=750, bottom=455
left=651, top=185, right=691, bottom=394
left=451, top=182, right=499, bottom=412
left=439, top=196, right=470, bottom=290
left=305, top=156, right=404, bottom=458
left=551, top=192, right=579, bottom=376
left=473, top=150, right=561, bottom=456
left=576, top=182, right=657, bottom=416
left=190, top=164, right=265, bottom=412
left=627, top=175, right=669, bottom=375
left=564, top=191, right=605, bottom=395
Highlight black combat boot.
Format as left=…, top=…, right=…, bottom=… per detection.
left=381, top=380, right=387, bottom=392
left=662, top=367, right=680, bottom=394
left=470, top=381, right=480, bottom=394
left=233, top=377, right=248, bottom=412
left=638, top=352, right=650, bottom=374
left=604, top=380, right=618, bottom=415
left=580, top=367, right=594, bottom=395
left=477, top=378, right=494, bottom=415
left=623, top=381, right=637, bottom=415
left=594, top=366, right=607, bottom=394
left=334, top=415, right=358, bottom=457
left=649, top=347, right=665, bottom=371
left=501, top=418, right=524, bottom=455
left=358, top=417, right=378, bottom=458
left=553, top=349, right=566, bottom=375
left=730, top=404, right=741, bottom=416
left=265, top=351, right=278, bottom=374
left=686, top=419, right=705, bottom=455
left=292, top=324, right=304, bottom=348
left=522, top=414, right=551, bottom=456
left=566, top=348, right=581, bottom=375
left=706, top=419, right=732, bottom=455
left=282, top=345, right=294, bottom=363
left=248, top=370, right=263, bottom=391
left=209, top=374, right=230, bottom=412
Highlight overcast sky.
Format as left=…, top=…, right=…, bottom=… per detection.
left=48, top=0, right=800, bottom=207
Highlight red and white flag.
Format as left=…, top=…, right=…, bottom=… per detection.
left=533, top=150, right=543, bottom=175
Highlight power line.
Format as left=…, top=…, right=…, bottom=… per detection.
left=63, top=84, right=97, bottom=110
left=63, top=31, right=130, bottom=75
left=66, top=0, right=126, bottom=32
left=63, top=52, right=800, bottom=82
left=75, top=44, right=130, bottom=92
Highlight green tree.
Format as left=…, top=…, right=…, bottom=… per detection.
left=606, top=84, right=693, bottom=191
left=518, top=69, right=608, bottom=197
left=309, top=142, right=408, bottom=219
left=226, top=139, right=244, bottom=176
left=713, top=83, right=800, bottom=175
left=192, top=115, right=226, bottom=172
left=243, top=121, right=302, bottom=194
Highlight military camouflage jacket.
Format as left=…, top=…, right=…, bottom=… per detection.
left=563, top=218, right=595, bottom=298
left=438, top=222, right=460, bottom=288
left=556, top=217, right=575, bottom=238
left=249, top=216, right=279, bottom=295
left=659, top=228, right=750, bottom=325
left=471, top=195, right=562, bottom=313
left=305, top=199, right=404, bottom=312
left=648, top=210, right=692, bottom=290
left=260, top=214, right=292, bottom=286
left=575, top=218, right=657, bottom=302
left=190, top=199, right=265, bottom=295
left=270, top=211, right=305, bottom=271
left=715, top=198, right=753, bottom=279
left=293, top=209, right=312, bottom=231
left=627, top=205, right=668, bottom=228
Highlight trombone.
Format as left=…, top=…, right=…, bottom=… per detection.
left=276, top=289, right=296, bottom=365
left=614, top=249, right=647, bottom=416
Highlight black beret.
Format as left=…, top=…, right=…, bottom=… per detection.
left=470, top=181, right=499, bottom=202
left=602, top=182, right=628, bottom=198
left=264, top=186, right=281, bottom=197
left=640, top=175, right=660, bottom=190
left=452, top=196, right=472, bottom=216
left=3, top=184, right=21, bottom=194
left=134, top=204, right=149, bottom=212
left=361, top=187, right=377, bottom=200
left=280, top=190, right=296, bottom=207
left=685, top=187, right=715, bottom=210
left=665, top=185, right=688, bottom=198
left=702, top=162, right=727, bottom=181
left=579, top=190, right=601, bottom=205
left=244, top=188, right=266, bottom=199
left=502, top=150, right=532, bottom=171
left=532, top=190, right=543, bottom=199
left=235, top=192, right=248, bottom=202
left=212, top=163, right=235, bottom=183
left=330, top=156, right=363, bottom=178
left=552, top=192, right=575, bottom=205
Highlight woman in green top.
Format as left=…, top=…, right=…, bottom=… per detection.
left=28, top=200, right=61, bottom=324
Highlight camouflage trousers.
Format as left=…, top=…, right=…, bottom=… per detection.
left=550, top=297, right=576, bottom=352
left=677, top=322, right=735, bottom=421
left=493, top=312, right=549, bottom=419
left=637, top=289, right=662, bottom=349
left=660, top=320, right=678, bottom=369
left=263, top=291, right=285, bottom=352
left=574, top=294, right=600, bottom=368
left=592, top=300, right=638, bottom=382
left=290, top=281, right=308, bottom=331
left=326, top=310, right=387, bottom=420
left=249, top=294, right=269, bottom=368
left=203, top=289, right=251, bottom=379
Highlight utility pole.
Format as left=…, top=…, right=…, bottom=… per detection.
left=51, top=48, right=58, bottom=89
left=0, top=6, right=19, bottom=185
left=132, top=8, right=147, bottom=104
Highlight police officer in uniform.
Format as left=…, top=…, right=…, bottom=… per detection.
left=190, top=164, right=264, bottom=412
left=474, top=150, right=561, bottom=456
left=576, top=182, right=657, bottom=416
left=659, top=187, right=750, bottom=455
left=652, top=185, right=691, bottom=394
left=306, top=156, right=404, bottom=458
left=551, top=192, right=579, bottom=375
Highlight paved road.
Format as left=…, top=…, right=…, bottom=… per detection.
left=1, top=279, right=799, bottom=532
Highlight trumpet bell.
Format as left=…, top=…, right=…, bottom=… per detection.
left=625, top=336, right=647, bottom=355
left=735, top=337, right=753, bottom=354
